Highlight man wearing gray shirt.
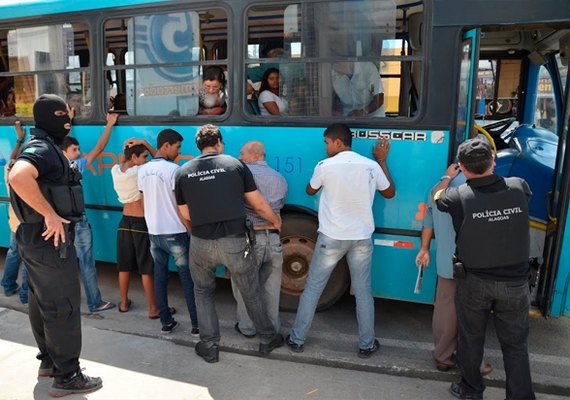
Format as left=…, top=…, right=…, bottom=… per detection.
left=232, top=141, right=288, bottom=338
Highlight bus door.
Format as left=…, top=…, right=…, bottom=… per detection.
left=536, top=58, right=570, bottom=317
left=455, top=29, right=480, bottom=146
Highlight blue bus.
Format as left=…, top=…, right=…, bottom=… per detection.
left=0, top=0, right=569, bottom=317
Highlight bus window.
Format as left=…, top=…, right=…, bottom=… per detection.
left=0, top=22, right=91, bottom=119
left=534, top=65, right=557, bottom=132
left=245, top=1, right=421, bottom=119
left=477, top=58, right=522, bottom=120
left=103, top=8, right=228, bottom=117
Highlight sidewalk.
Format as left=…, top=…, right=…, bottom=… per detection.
left=1, top=257, right=569, bottom=399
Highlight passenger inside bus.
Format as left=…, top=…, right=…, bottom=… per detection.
left=258, top=68, right=288, bottom=116
left=2, top=89, right=16, bottom=116
left=67, top=91, right=84, bottom=117
left=331, top=61, right=385, bottom=117
left=198, top=66, right=227, bottom=116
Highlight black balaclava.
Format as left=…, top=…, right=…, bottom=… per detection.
left=33, top=94, right=70, bottom=144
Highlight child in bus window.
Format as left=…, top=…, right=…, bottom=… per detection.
left=198, top=66, right=227, bottom=116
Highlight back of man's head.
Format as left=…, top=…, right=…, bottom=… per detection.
left=195, top=124, right=222, bottom=151
left=157, top=129, right=183, bottom=149
left=324, top=123, right=352, bottom=147
left=241, top=141, right=265, bottom=162
left=457, top=139, right=493, bottom=175
left=61, top=136, right=79, bottom=151
left=124, top=144, right=146, bottom=161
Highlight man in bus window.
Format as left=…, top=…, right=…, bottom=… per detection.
left=9, top=94, right=102, bottom=397
left=286, top=123, right=395, bottom=357
left=434, top=139, right=535, bottom=400
left=231, top=140, right=288, bottom=339
left=174, top=124, right=284, bottom=363
left=331, top=61, right=385, bottom=117
left=61, top=112, right=119, bottom=313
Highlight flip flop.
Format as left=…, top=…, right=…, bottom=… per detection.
left=118, top=299, right=131, bottom=313
left=149, top=307, right=176, bottom=319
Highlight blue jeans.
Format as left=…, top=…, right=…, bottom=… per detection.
left=149, top=232, right=198, bottom=328
left=74, top=218, right=103, bottom=311
left=1, top=232, right=28, bottom=304
left=455, top=273, right=535, bottom=399
left=231, top=230, right=282, bottom=335
left=190, top=234, right=276, bottom=347
left=290, top=234, right=375, bottom=349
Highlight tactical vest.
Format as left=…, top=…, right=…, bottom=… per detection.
left=456, top=177, right=529, bottom=269
left=9, top=130, right=85, bottom=224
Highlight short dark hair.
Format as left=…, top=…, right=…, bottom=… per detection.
left=323, top=123, right=352, bottom=147
left=61, top=136, right=79, bottom=151
left=457, top=139, right=493, bottom=174
left=195, top=124, right=222, bottom=151
left=124, top=144, right=147, bottom=160
left=202, top=66, right=226, bottom=88
left=157, top=129, right=183, bottom=149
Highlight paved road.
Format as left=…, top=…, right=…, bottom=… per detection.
left=1, top=256, right=569, bottom=399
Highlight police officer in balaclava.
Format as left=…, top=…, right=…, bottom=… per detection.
left=8, top=94, right=103, bottom=397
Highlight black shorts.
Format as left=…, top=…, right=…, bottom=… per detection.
left=117, top=216, right=153, bottom=275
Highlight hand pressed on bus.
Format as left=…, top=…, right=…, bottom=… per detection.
left=373, top=138, right=390, bottom=162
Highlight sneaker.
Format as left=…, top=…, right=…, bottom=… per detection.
left=191, top=328, right=200, bottom=338
left=449, top=382, right=483, bottom=400
left=91, top=301, right=116, bottom=313
left=48, top=370, right=102, bottom=398
left=234, top=322, right=256, bottom=338
left=195, top=341, right=219, bottom=363
left=285, top=334, right=304, bottom=353
left=259, top=333, right=284, bottom=355
left=358, top=338, right=380, bottom=359
left=161, top=320, right=179, bottom=334
left=38, top=358, right=54, bottom=378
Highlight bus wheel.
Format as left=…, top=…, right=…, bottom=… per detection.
left=279, top=213, right=350, bottom=312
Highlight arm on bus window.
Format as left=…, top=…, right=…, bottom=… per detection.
left=373, top=138, right=395, bottom=198
left=85, top=113, right=119, bottom=166
left=262, top=101, right=282, bottom=116
left=10, top=121, right=26, bottom=160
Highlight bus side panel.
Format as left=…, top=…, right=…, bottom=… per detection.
left=371, top=234, right=436, bottom=303
left=550, top=220, right=570, bottom=317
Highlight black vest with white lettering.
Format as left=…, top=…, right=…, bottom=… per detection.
left=456, top=177, right=529, bottom=269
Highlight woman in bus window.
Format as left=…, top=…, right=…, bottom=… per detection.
left=258, top=68, right=288, bottom=116
left=198, top=66, right=227, bottom=116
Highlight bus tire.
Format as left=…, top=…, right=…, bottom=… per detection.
left=279, top=213, right=350, bottom=312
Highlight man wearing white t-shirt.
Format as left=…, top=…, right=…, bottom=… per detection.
left=138, top=129, right=198, bottom=335
left=287, top=123, right=395, bottom=358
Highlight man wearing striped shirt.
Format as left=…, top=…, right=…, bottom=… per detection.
left=232, top=141, right=288, bottom=338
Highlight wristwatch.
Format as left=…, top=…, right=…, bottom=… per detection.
left=440, top=175, right=451, bottom=181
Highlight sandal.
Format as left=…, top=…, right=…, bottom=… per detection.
left=119, top=299, right=131, bottom=313
left=149, top=307, right=176, bottom=319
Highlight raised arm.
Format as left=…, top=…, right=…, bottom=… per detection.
left=124, top=138, right=157, bottom=157
left=372, top=138, right=395, bottom=198
left=85, top=113, right=120, bottom=166
left=10, top=121, right=26, bottom=160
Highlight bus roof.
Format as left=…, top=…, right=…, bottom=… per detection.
left=0, top=0, right=173, bottom=20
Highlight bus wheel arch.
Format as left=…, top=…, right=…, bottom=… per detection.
left=279, top=212, right=350, bottom=312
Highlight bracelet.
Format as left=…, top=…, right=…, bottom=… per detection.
left=440, top=175, right=451, bottom=181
